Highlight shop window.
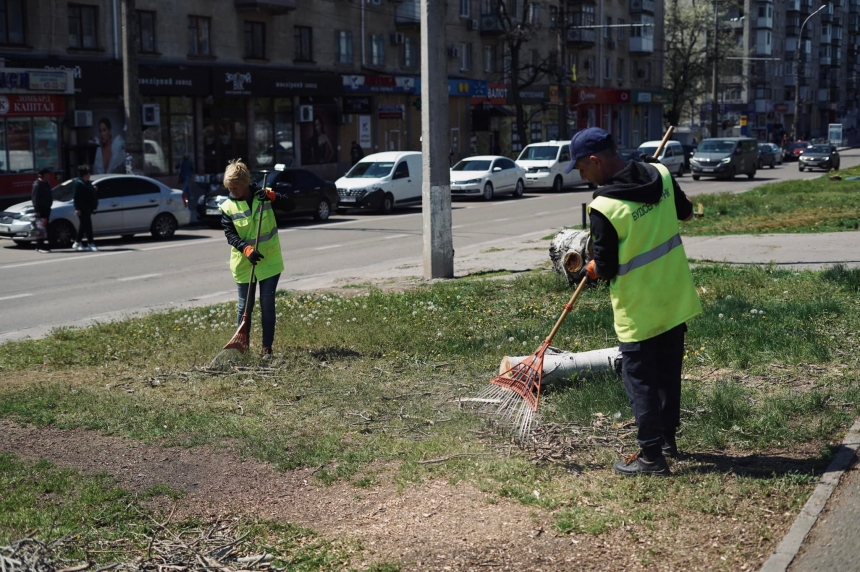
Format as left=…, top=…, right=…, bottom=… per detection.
left=404, top=36, right=418, bottom=68
left=253, top=98, right=273, bottom=169
left=0, top=118, right=59, bottom=174
left=0, top=0, right=25, bottom=45
left=294, top=25, right=313, bottom=62
left=136, top=10, right=156, bottom=53
left=68, top=4, right=98, bottom=49
left=371, top=34, right=385, bottom=66
left=274, top=98, right=295, bottom=167
left=188, top=16, right=211, bottom=56
left=336, top=30, right=353, bottom=64
left=34, top=118, right=60, bottom=172
left=244, top=21, right=266, bottom=59
left=139, top=96, right=194, bottom=177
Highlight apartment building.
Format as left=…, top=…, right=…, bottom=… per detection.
left=709, top=0, right=858, bottom=142
left=0, top=0, right=665, bottom=203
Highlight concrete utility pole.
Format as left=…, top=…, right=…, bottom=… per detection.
left=710, top=0, right=719, bottom=138
left=557, top=1, right=568, bottom=142
left=121, top=0, right=143, bottom=174
left=420, top=0, right=453, bottom=279
left=793, top=4, right=828, bottom=140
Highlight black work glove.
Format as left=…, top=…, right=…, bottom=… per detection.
left=243, top=245, right=265, bottom=265
left=642, top=155, right=661, bottom=164
left=253, top=184, right=273, bottom=203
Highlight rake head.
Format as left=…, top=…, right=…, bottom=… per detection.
left=222, top=317, right=250, bottom=353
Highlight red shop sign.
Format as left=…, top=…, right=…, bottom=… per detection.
left=575, top=88, right=630, bottom=106
left=0, top=94, right=66, bottom=117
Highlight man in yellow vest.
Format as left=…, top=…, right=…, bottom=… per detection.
left=220, top=159, right=288, bottom=359
left=565, top=128, right=702, bottom=477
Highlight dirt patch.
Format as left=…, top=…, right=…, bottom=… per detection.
left=1, top=420, right=799, bottom=571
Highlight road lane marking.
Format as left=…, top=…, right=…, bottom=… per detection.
left=0, top=293, right=32, bottom=302
left=117, top=273, right=162, bottom=282
left=315, top=244, right=343, bottom=250
left=451, top=225, right=464, bottom=229
left=492, top=218, right=510, bottom=223
left=384, top=234, right=409, bottom=239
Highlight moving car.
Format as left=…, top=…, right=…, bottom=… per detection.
left=766, top=143, right=784, bottom=165
left=335, top=151, right=422, bottom=214
left=637, top=140, right=685, bottom=177
left=690, top=137, right=758, bottom=180
left=757, top=143, right=777, bottom=169
left=783, top=142, right=810, bottom=162
left=798, top=144, right=840, bottom=171
left=0, top=174, right=190, bottom=248
left=197, top=166, right=339, bottom=226
left=515, top=141, right=593, bottom=191
left=450, top=156, right=525, bottom=200
left=618, top=148, right=644, bottom=162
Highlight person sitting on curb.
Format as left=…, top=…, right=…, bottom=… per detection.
left=567, top=128, right=702, bottom=477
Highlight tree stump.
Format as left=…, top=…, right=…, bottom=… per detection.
left=548, top=229, right=592, bottom=286
left=499, top=346, right=621, bottom=385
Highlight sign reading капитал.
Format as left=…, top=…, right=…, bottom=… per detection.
left=0, top=94, right=66, bottom=117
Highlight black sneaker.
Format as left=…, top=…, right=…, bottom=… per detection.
left=613, top=451, right=671, bottom=477
left=662, top=434, right=679, bottom=459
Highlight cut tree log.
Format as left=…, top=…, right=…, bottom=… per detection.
left=499, top=346, right=621, bottom=385
left=548, top=229, right=592, bottom=286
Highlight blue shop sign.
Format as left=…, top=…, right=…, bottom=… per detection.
left=413, top=78, right=488, bottom=97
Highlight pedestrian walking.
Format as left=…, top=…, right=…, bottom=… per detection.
left=219, top=159, right=291, bottom=359
left=31, top=168, right=53, bottom=253
left=566, top=128, right=702, bottom=477
left=350, top=141, right=364, bottom=166
left=71, top=165, right=99, bottom=252
left=178, top=153, right=195, bottom=202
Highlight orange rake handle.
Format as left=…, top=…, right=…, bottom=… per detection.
left=544, top=274, right=589, bottom=345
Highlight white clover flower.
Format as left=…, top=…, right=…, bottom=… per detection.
left=508, top=336, right=515, bottom=342
left=437, top=331, right=443, bottom=337
left=718, top=313, right=724, bottom=319
left=352, top=317, right=357, bottom=322
left=522, top=341, right=528, bottom=346
left=750, top=309, right=757, bottom=314
left=758, top=309, right=765, bottom=315
left=412, top=311, right=418, bottom=316
left=726, top=295, right=733, bottom=299
left=534, top=336, right=540, bottom=341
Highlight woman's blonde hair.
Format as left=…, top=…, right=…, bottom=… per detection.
left=223, top=159, right=250, bottom=192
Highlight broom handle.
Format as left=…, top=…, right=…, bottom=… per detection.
left=241, top=195, right=267, bottom=319
left=653, top=126, right=675, bottom=159
left=544, top=275, right=588, bottom=344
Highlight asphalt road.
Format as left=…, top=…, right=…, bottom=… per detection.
left=2, top=149, right=859, bottom=342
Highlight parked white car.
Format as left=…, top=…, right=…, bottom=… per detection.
left=515, top=141, right=593, bottom=191
left=335, top=151, right=422, bottom=214
left=0, top=174, right=190, bottom=248
left=450, top=156, right=525, bottom=200
left=637, top=140, right=685, bottom=177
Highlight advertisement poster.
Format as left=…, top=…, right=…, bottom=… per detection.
left=299, top=106, right=337, bottom=164
left=359, top=115, right=371, bottom=149
left=80, top=99, right=127, bottom=174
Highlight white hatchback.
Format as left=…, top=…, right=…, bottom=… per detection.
left=515, top=141, right=593, bottom=191
left=450, top=156, right=526, bottom=200
left=637, top=140, right=685, bottom=177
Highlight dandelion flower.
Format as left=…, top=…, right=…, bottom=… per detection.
left=750, top=309, right=757, bottom=314
left=718, top=313, right=724, bottom=319
left=508, top=336, right=515, bottom=342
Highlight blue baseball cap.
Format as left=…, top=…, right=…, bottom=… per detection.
left=564, top=127, right=614, bottom=174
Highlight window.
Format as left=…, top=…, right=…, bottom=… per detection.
left=404, top=36, right=418, bottom=68
left=604, top=16, right=612, bottom=38
left=68, top=4, right=97, bottom=49
left=585, top=55, right=595, bottom=79
left=0, top=0, right=25, bottom=45
left=484, top=44, right=495, bottom=72
left=371, top=34, right=384, bottom=66
left=617, top=58, right=625, bottom=81
left=460, top=42, right=472, bottom=71
left=188, top=16, right=210, bottom=56
left=136, top=11, right=156, bottom=53
left=604, top=58, right=611, bottom=80
left=528, top=3, right=539, bottom=25
left=336, top=30, right=353, bottom=64
left=294, top=25, right=313, bottom=62
left=393, top=161, right=409, bottom=179
left=244, top=21, right=265, bottom=59
left=568, top=52, right=577, bottom=80
left=549, top=6, right=559, bottom=27
left=460, top=0, right=470, bottom=18
left=530, top=49, right=539, bottom=69
left=617, top=18, right=625, bottom=41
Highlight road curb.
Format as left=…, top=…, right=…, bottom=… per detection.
left=759, top=418, right=860, bottom=572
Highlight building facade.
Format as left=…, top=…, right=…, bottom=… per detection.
left=0, top=0, right=666, bottom=204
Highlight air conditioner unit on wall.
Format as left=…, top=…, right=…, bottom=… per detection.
left=298, top=105, right=314, bottom=122
left=448, top=46, right=460, bottom=58
left=468, top=19, right=479, bottom=31
left=141, top=103, right=160, bottom=126
left=73, top=110, right=92, bottom=128
left=391, top=32, right=405, bottom=45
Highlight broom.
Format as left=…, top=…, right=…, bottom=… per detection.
left=475, top=126, right=677, bottom=441
left=209, top=195, right=266, bottom=367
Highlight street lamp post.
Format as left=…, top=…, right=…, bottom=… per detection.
left=793, top=4, right=828, bottom=140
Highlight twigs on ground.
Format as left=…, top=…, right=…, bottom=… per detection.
left=526, top=420, right=638, bottom=464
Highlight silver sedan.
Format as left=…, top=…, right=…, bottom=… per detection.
left=450, top=156, right=526, bottom=201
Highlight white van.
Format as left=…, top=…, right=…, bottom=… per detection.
left=636, top=140, right=685, bottom=177
left=335, top=151, right=422, bottom=214
left=515, top=141, right=593, bottom=191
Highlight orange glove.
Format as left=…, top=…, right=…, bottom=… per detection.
left=254, top=186, right=276, bottom=202
left=243, top=245, right=264, bottom=265
left=586, top=259, right=599, bottom=280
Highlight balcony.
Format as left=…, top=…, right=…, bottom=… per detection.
left=820, top=54, right=832, bottom=65
left=851, top=0, right=859, bottom=13
left=788, top=0, right=801, bottom=11
left=233, top=0, right=295, bottom=13
left=396, top=0, right=420, bottom=29
left=629, top=0, right=656, bottom=14
left=566, top=28, right=597, bottom=46
left=629, top=36, right=654, bottom=52
left=757, top=15, right=774, bottom=28
left=821, top=29, right=833, bottom=43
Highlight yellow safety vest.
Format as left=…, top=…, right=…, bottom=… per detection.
left=220, top=196, right=284, bottom=283
left=588, top=163, right=702, bottom=342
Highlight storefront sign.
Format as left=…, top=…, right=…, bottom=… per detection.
left=471, top=83, right=507, bottom=105
left=343, top=96, right=372, bottom=114
left=359, top=115, right=372, bottom=148
left=774, top=103, right=789, bottom=113
left=575, top=88, right=631, bottom=106
left=0, top=68, right=74, bottom=94
left=139, top=65, right=211, bottom=96
left=516, top=86, right=549, bottom=104
left=344, top=75, right=417, bottom=93
left=0, top=94, right=66, bottom=117
left=378, top=103, right=405, bottom=119
left=211, top=69, right=341, bottom=97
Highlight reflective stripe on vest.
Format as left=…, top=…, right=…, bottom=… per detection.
left=220, top=196, right=284, bottom=283
left=588, top=163, right=702, bottom=342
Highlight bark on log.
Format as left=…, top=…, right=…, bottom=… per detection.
left=499, top=346, right=621, bottom=384
left=548, top=229, right=592, bottom=286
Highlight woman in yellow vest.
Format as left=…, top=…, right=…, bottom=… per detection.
left=220, top=159, right=287, bottom=358
left=566, top=128, right=702, bottom=477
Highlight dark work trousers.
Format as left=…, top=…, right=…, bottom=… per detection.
left=619, top=323, right=687, bottom=459
left=76, top=211, right=94, bottom=244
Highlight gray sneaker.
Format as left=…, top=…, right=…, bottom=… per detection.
left=72, top=242, right=83, bottom=251
left=88, top=244, right=99, bottom=252
left=613, top=451, right=671, bottom=477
